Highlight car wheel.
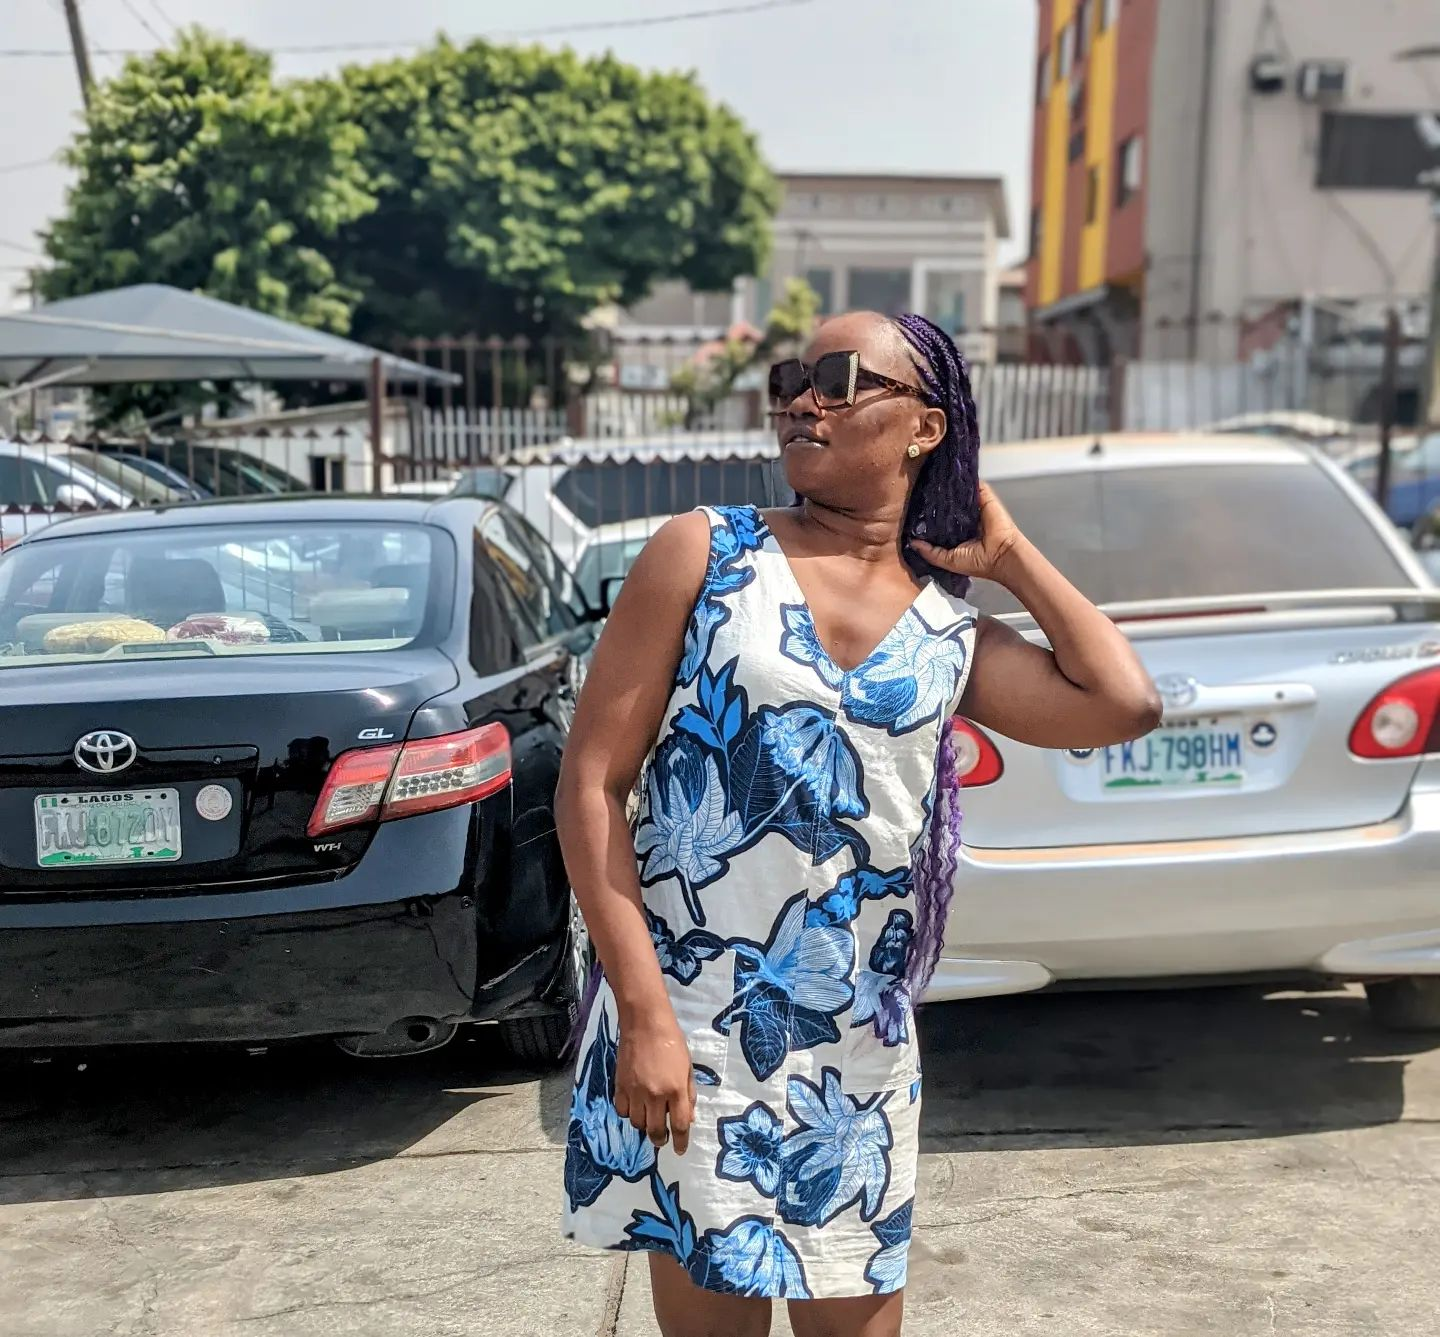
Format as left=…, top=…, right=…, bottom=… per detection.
left=498, top=895, right=592, bottom=1067
left=1364, top=978, right=1440, bottom=1031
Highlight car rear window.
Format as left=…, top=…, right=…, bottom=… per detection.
left=0, top=521, right=443, bottom=667
left=968, top=462, right=1412, bottom=614
left=551, top=459, right=787, bottom=527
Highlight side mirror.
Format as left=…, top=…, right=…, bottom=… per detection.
left=54, top=483, right=99, bottom=510
left=597, top=575, right=625, bottom=618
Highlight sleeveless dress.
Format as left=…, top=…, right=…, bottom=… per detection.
left=562, top=505, right=977, bottom=1300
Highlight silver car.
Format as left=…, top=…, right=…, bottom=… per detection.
left=936, top=434, right=1440, bottom=1031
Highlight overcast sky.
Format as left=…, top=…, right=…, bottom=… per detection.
left=0, top=0, right=1037, bottom=308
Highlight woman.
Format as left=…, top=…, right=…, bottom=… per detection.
left=557, top=311, right=1159, bottom=1337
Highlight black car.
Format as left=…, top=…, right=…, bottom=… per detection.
left=95, top=441, right=309, bottom=498
left=0, top=494, right=598, bottom=1064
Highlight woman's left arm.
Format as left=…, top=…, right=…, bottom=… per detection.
left=912, top=483, right=1162, bottom=750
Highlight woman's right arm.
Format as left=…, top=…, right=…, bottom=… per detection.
left=554, top=511, right=712, bottom=1156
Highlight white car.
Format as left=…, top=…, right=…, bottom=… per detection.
left=935, top=434, right=1440, bottom=1031
left=0, top=439, right=183, bottom=547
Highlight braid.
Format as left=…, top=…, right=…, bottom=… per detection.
left=888, top=313, right=979, bottom=1000
left=890, top=313, right=982, bottom=599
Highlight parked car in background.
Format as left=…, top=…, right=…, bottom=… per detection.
left=442, top=433, right=785, bottom=566
left=1414, top=500, right=1440, bottom=584
left=0, top=438, right=186, bottom=546
left=937, top=434, right=1440, bottom=1032
left=1200, top=410, right=1359, bottom=458
left=1344, top=429, right=1440, bottom=528
left=572, top=515, right=670, bottom=606
left=94, top=441, right=308, bottom=499
left=0, top=494, right=598, bottom=1065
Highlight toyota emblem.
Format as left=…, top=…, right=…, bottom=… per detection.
left=73, top=730, right=138, bottom=774
left=1153, top=673, right=1200, bottom=709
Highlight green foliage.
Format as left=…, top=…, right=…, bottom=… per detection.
left=670, top=278, right=819, bottom=428
left=40, top=29, right=374, bottom=331
left=333, top=39, right=776, bottom=344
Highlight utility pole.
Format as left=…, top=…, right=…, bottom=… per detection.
left=1376, top=308, right=1400, bottom=514
left=62, top=0, right=94, bottom=111
left=1422, top=167, right=1440, bottom=427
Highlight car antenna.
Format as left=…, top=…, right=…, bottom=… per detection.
left=1088, top=437, right=1104, bottom=457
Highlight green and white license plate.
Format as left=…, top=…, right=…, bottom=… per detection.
left=34, top=789, right=182, bottom=867
left=1101, top=724, right=1244, bottom=791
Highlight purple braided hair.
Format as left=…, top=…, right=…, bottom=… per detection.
left=889, top=313, right=982, bottom=998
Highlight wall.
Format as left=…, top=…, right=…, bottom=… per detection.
left=1145, top=0, right=1437, bottom=357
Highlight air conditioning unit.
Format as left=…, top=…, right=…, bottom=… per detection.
left=1249, top=54, right=1286, bottom=95
left=1297, top=60, right=1347, bottom=102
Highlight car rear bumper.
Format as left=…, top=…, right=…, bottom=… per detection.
left=928, top=786, right=1440, bottom=1003
left=0, top=810, right=560, bottom=1048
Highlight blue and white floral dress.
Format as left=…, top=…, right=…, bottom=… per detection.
left=563, top=505, right=977, bottom=1300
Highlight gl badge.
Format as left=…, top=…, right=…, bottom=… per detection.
left=74, top=730, right=138, bottom=775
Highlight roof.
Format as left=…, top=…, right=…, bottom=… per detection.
left=14, top=492, right=478, bottom=542
left=0, top=285, right=459, bottom=387
left=777, top=170, right=1011, bottom=239
left=980, top=433, right=1314, bottom=480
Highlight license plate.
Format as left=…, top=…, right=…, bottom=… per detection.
left=34, top=789, right=183, bottom=867
left=1101, top=724, right=1244, bottom=791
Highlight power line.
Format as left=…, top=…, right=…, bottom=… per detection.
left=118, top=0, right=166, bottom=45
left=0, top=0, right=814, bottom=56
left=146, top=0, right=179, bottom=34
left=0, top=239, right=46, bottom=257
left=0, top=157, right=60, bottom=176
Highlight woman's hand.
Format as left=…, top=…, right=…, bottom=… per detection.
left=614, top=1011, right=696, bottom=1156
left=909, top=481, right=1024, bottom=585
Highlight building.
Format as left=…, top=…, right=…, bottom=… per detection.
left=1027, top=0, right=1440, bottom=362
left=620, top=170, right=1011, bottom=366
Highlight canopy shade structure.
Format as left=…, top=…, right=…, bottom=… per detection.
left=0, top=285, right=459, bottom=387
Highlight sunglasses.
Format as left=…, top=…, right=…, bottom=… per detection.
left=767, top=350, right=925, bottom=412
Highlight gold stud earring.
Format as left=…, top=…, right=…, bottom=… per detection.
left=906, top=442, right=921, bottom=459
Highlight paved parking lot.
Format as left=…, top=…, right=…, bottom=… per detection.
left=2, top=983, right=1438, bottom=1337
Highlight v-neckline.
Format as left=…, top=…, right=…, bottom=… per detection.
left=752, top=507, right=932, bottom=677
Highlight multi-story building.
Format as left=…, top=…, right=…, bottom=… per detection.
left=620, top=170, right=1011, bottom=366
left=1027, top=0, right=1439, bottom=361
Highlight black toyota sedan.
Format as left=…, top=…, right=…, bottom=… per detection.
left=0, top=494, right=597, bottom=1065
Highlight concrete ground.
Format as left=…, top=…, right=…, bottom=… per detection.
left=2, top=983, right=1437, bottom=1337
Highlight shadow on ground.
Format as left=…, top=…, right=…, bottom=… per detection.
left=0, top=1024, right=573, bottom=1206
left=918, top=983, right=1439, bottom=1151
left=2, top=985, right=1434, bottom=1207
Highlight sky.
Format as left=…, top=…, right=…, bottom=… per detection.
left=0, top=0, right=1037, bottom=308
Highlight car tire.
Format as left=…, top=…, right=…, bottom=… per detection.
left=498, top=896, right=592, bottom=1067
left=1364, top=978, right=1440, bottom=1032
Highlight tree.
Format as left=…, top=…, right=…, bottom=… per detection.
left=41, top=30, right=374, bottom=329
left=333, top=39, right=778, bottom=346
left=670, top=278, right=819, bottom=429
left=38, top=30, right=376, bottom=426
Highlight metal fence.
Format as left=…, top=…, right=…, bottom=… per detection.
left=3, top=312, right=1429, bottom=567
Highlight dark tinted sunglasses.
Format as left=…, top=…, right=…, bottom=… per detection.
left=768, top=350, right=924, bottom=411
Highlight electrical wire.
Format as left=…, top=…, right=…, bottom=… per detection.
left=0, top=157, right=59, bottom=176
left=118, top=0, right=166, bottom=45
left=146, top=0, right=179, bottom=35
left=0, top=0, right=815, bottom=56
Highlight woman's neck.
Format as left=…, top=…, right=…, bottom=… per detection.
left=795, top=496, right=907, bottom=564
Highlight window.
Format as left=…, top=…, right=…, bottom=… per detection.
left=1068, top=128, right=1085, bottom=162
left=752, top=275, right=772, bottom=322
left=1101, top=0, right=1119, bottom=29
left=0, top=455, right=60, bottom=506
left=923, top=271, right=970, bottom=335
left=502, top=513, right=583, bottom=636
left=477, top=511, right=549, bottom=647
left=1085, top=165, right=1100, bottom=225
left=1056, top=22, right=1072, bottom=79
left=1036, top=49, right=1050, bottom=102
left=0, top=521, right=442, bottom=664
left=1075, top=0, right=1091, bottom=60
left=1029, top=207, right=1043, bottom=258
left=1117, top=135, right=1143, bottom=207
left=550, top=459, right=786, bottom=529
left=804, top=267, right=835, bottom=315
left=847, top=267, right=911, bottom=316
left=964, top=464, right=1410, bottom=616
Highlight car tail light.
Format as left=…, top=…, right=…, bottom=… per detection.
left=1348, top=667, right=1440, bottom=760
left=307, top=723, right=512, bottom=837
left=952, top=718, right=1004, bottom=786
